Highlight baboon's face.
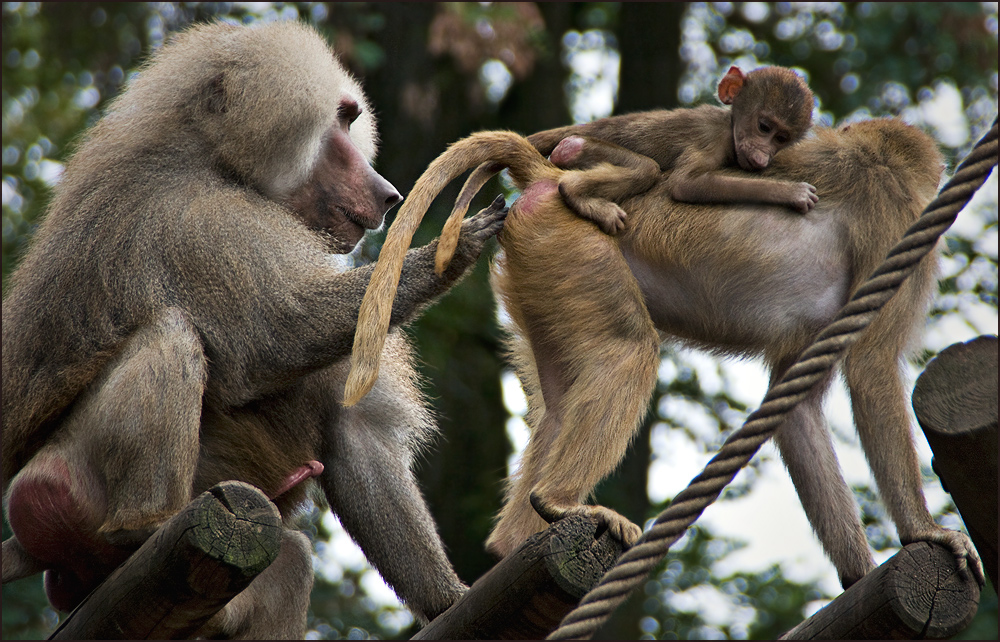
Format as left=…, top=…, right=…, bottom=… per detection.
left=287, top=98, right=401, bottom=253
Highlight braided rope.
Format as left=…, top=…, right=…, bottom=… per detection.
left=548, top=118, right=999, bottom=640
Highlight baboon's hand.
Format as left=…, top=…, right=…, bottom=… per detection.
left=592, top=202, right=628, bottom=236
left=460, top=194, right=507, bottom=245
left=787, top=182, right=819, bottom=214
left=103, top=525, right=158, bottom=548
left=438, top=195, right=507, bottom=277
left=557, top=176, right=629, bottom=236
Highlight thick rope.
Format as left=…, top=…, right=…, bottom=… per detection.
left=547, top=118, right=999, bottom=640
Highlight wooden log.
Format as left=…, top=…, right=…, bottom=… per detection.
left=412, top=515, right=624, bottom=640
left=49, top=481, right=281, bottom=640
left=779, top=541, right=980, bottom=640
left=913, top=334, right=998, bottom=589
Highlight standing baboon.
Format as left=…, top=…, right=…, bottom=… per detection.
left=347, top=119, right=983, bottom=590
left=1, top=21, right=505, bottom=638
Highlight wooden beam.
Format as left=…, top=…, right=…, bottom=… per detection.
left=779, top=541, right=980, bottom=640
left=49, top=481, right=281, bottom=640
left=913, top=334, right=998, bottom=588
left=412, top=515, right=624, bottom=640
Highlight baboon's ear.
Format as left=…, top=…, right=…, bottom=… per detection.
left=717, top=66, right=746, bottom=105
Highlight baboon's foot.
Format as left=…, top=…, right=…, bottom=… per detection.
left=530, top=492, right=642, bottom=549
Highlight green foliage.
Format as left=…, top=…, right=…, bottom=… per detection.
left=0, top=577, right=56, bottom=640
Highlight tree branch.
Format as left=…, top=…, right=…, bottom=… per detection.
left=413, top=515, right=624, bottom=640
left=49, top=481, right=281, bottom=640
left=780, top=541, right=981, bottom=639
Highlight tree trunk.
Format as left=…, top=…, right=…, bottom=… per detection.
left=413, top=515, right=623, bottom=640
left=779, top=541, right=980, bottom=640
left=49, top=482, right=281, bottom=640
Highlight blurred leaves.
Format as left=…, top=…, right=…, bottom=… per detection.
left=429, top=2, right=546, bottom=80
left=633, top=526, right=825, bottom=640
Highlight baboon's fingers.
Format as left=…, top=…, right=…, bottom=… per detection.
left=913, top=530, right=986, bottom=587
left=529, top=493, right=642, bottom=550
left=461, top=194, right=508, bottom=241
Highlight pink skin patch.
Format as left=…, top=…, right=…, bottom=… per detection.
left=511, top=180, right=560, bottom=216
left=549, top=136, right=585, bottom=167
left=272, top=460, right=325, bottom=498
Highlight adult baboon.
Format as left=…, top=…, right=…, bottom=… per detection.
left=347, top=120, right=983, bottom=589
left=2, top=20, right=504, bottom=637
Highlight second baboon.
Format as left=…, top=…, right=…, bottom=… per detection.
left=347, top=120, right=984, bottom=590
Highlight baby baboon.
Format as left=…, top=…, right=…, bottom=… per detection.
left=448, top=65, right=817, bottom=241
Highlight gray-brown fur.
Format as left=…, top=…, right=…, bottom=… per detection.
left=2, top=20, right=504, bottom=636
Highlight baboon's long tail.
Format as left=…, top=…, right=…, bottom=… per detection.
left=443, top=161, right=505, bottom=268
left=344, top=130, right=556, bottom=406
left=443, top=127, right=577, bottom=257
